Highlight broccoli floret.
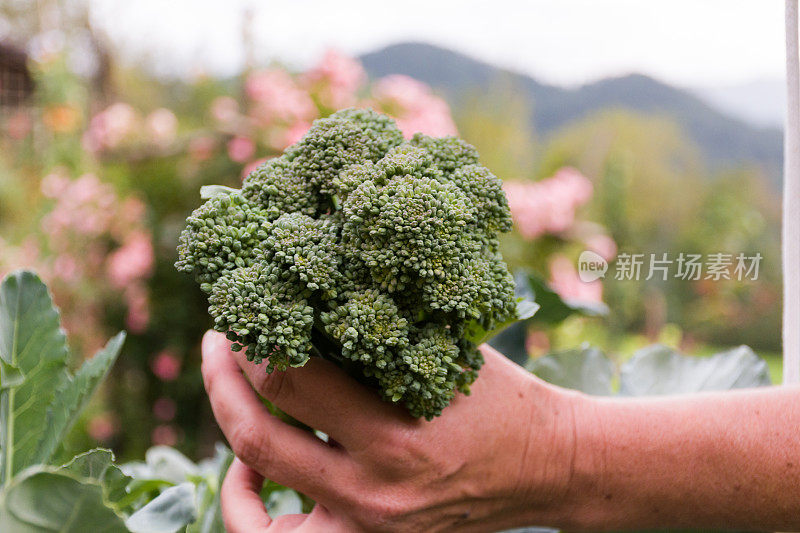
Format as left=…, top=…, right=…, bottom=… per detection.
left=241, top=156, right=319, bottom=219
left=176, top=108, right=524, bottom=420
left=284, top=108, right=405, bottom=198
left=175, top=193, right=269, bottom=288
left=209, top=263, right=315, bottom=372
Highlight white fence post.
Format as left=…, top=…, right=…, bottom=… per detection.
left=784, top=0, right=800, bottom=384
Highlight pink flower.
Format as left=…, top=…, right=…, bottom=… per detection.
left=151, top=424, right=179, bottom=446
left=303, top=49, right=366, bottom=108
left=188, top=136, right=216, bottom=161
left=53, top=253, right=79, bottom=282
left=151, top=350, right=181, bottom=381
left=40, top=174, right=116, bottom=241
left=504, top=167, right=594, bottom=239
left=88, top=413, right=117, bottom=442
left=548, top=254, right=603, bottom=303
left=6, top=111, right=32, bottom=140
left=245, top=69, right=316, bottom=125
left=145, top=108, right=178, bottom=147
left=82, top=102, right=137, bottom=153
left=584, top=233, right=618, bottom=262
left=227, top=136, right=255, bottom=163
left=525, top=330, right=551, bottom=356
left=210, top=96, right=239, bottom=124
left=125, top=284, right=150, bottom=333
left=40, top=172, right=70, bottom=198
left=106, top=231, right=154, bottom=288
left=119, top=197, right=147, bottom=226
left=371, top=75, right=457, bottom=138
left=153, top=397, right=177, bottom=421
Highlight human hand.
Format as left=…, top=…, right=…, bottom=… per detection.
left=201, top=330, right=583, bottom=532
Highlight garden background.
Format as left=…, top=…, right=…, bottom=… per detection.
left=0, top=1, right=784, bottom=465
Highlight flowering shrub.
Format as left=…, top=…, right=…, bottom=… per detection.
left=503, top=167, right=615, bottom=304
left=503, top=167, right=594, bottom=240
left=1, top=172, right=154, bottom=353
left=369, top=74, right=458, bottom=138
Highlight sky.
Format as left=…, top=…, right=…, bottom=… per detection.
left=90, top=0, right=785, bottom=89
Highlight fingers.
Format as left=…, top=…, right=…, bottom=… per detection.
left=202, top=332, right=351, bottom=500
left=221, top=459, right=271, bottom=533
left=206, top=330, right=405, bottom=448
left=221, top=460, right=336, bottom=533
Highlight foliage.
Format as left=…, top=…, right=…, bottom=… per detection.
left=0, top=270, right=124, bottom=481
left=537, top=110, right=782, bottom=352
left=176, top=108, right=536, bottom=419
left=0, top=269, right=298, bottom=532
left=0, top=270, right=126, bottom=530
left=121, top=445, right=232, bottom=533
left=528, top=343, right=771, bottom=396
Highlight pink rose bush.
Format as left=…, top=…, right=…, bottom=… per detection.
left=503, top=167, right=594, bottom=239
left=504, top=168, right=614, bottom=304
left=206, top=49, right=459, bottom=171
left=0, top=171, right=155, bottom=352
left=83, top=102, right=138, bottom=153
left=370, top=75, right=458, bottom=138
left=79, top=48, right=459, bottom=184
left=302, top=49, right=366, bottom=109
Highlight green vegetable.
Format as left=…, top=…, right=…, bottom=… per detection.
left=176, top=108, right=529, bottom=419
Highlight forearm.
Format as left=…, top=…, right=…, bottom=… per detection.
left=554, top=386, right=800, bottom=531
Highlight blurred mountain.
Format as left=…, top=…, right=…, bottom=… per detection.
left=360, top=42, right=782, bottom=183
left=693, top=78, right=785, bottom=129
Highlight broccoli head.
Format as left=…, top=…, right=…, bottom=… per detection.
left=177, top=108, right=527, bottom=419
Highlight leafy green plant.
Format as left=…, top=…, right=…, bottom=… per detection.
left=121, top=445, right=231, bottom=533
left=528, top=343, right=771, bottom=395
left=0, top=269, right=297, bottom=532
left=0, top=270, right=126, bottom=531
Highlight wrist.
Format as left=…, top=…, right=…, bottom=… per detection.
left=509, top=380, right=611, bottom=531
left=498, top=378, right=601, bottom=530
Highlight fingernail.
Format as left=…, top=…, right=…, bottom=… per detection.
left=201, top=329, right=225, bottom=357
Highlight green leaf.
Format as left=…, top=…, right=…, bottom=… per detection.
left=199, top=185, right=239, bottom=200
left=59, top=449, right=131, bottom=509
left=0, top=467, right=127, bottom=532
left=0, top=271, right=69, bottom=483
left=265, top=489, right=303, bottom=517
left=527, top=345, right=615, bottom=395
left=487, top=321, right=529, bottom=365
left=141, top=446, right=200, bottom=485
left=125, top=482, right=198, bottom=533
left=60, top=449, right=116, bottom=480
left=34, top=333, right=125, bottom=466
left=619, top=344, right=771, bottom=396
left=187, top=444, right=233, bottom=533
left=0, top=360, right=23, bottom=391
left=520, top=270, right=607, bottom=325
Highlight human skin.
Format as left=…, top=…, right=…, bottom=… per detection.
left=200, top=330, right=800, bottom=532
